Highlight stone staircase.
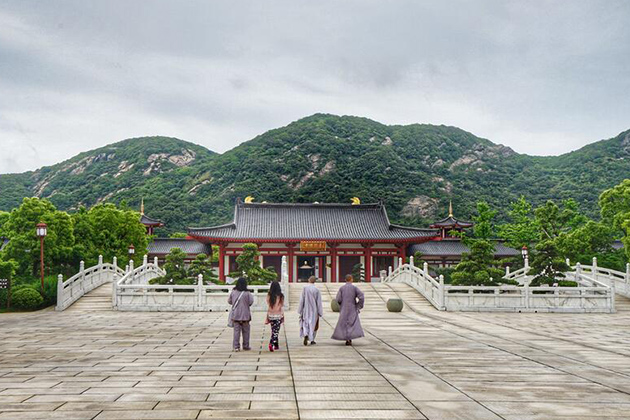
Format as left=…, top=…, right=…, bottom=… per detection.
left=65, top=282, right=113, bottom=311
left=288, top=281, right=433, bottom=314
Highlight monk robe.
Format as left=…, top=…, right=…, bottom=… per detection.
left=298, top=284, right=323, bottom=341
left=331, top=283, right=365, bottom=341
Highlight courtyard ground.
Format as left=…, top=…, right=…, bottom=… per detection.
left=1, top=282, right=630, bottom=419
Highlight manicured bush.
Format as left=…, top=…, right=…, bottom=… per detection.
left=12, top=288, right=44, bottom=310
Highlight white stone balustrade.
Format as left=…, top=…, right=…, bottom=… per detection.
left=383, top=261, right=615, bottom=313
left=56, top=256, right=125, bottom=311
left=113, top=254, right=288, bottom=312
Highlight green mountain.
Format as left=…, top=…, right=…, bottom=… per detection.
left=1, top=114, right=629, bottom=234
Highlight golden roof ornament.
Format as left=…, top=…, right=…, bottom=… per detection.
left=244, top=196, right=254, bottom=203
left=351, top=197, right=361, bottom=205
left=448, top=200, right=453, bottom=217
left=140, top=198, right=145, bottom=215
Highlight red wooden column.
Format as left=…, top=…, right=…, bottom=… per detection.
left=363, top=243, right=372, bottom=282
left=318, top=255, right=324, bottom=280
left=329, top=243, right=337, bottom=282
left=397, top=243, right=406, bottom=266
left=218, top=243, right=226, bottom=282
left=287, top=243, right=295, bottom=283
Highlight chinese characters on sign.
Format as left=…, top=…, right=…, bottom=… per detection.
left=300, top=241, right=327, bottom=252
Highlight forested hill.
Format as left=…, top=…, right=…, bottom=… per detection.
left=1, top=114, right=629, bottom=234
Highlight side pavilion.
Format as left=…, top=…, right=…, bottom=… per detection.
left=187, top=199, right=438, bottom=282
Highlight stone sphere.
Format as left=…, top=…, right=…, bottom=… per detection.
left=331, top=299, right=340, bottom=312
left=387, top=298, right=404, bottom=312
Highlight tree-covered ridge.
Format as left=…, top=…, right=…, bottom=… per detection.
left=0, top=114, right=629, bottom=234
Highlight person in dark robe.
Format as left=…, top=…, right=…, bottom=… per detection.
left=331, top=274, right=365, bottom=345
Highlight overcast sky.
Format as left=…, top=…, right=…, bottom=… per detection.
left=0, top=0, right=629, bottom=174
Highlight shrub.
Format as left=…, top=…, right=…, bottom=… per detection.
left=12, top=288, right=44, bottom=310
left=41, top=276, right=58, bottom=306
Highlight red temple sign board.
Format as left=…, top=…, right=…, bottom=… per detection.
left=300, top=241, right=327, bottom=252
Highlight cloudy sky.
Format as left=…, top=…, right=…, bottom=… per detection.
left=0, top=0, right=629, bottom=174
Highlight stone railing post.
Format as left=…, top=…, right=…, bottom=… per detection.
left=388, top=265, right=392, bottom=277
left=98, top=255, right=104, bottom=285
left=524, top=257, right=529, bottom=271
left=197, top=274, right=204, bottom=309
left=129, top=259, right=135, bottom=284
left=154, top=257, right=158, bottom=267
left=79, top=261, right=85, bottom=293
left=398, top=257, right=403, bottom=268
left=438, top=275, right=445, bottom=310
left=143, top=254, right=148, bottom=266
left=56, top=274, right=64, bottom=311
left=423, top=262, right=428, bottom=276
left=112, top=278, right=118, bottom=309
left=523, top=282, right=529, bottom=309
left=592, top=257, right=598, bottom=281
left=565, top=258, right=570, bottom=267
left=575, top=262, right=582, bottom=283
left=113, top=256, right=118, bottom=270
left=610, top=281, right=616, bottom=313
left=409, top=255, right=414, bottom=268
left=505, top=266, right=510, bottom=277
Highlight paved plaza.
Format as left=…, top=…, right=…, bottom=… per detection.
left=2, top=283, right=630, bottom=419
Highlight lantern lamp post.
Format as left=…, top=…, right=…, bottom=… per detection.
left=36, top=222, right=48, bottom=291
left=521, top=245, right=528, bottom=260
left=128, top=244, right=135, bottom=262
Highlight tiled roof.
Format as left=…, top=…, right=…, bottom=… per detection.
left=147, top=238, right=212, bottom=256
left=140, top=214, right=164, bottom=226
left=188, top=201, right=439, bottom=242
left=0, top=238, right=9, bottom=252
left=612, top=240, right=624, bottom=250
left=409, top=240, right=519, bottom=257
left=430, top=215, right=473, bottom=228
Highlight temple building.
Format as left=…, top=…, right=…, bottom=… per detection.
left=139, top=199, right=164, bottom=235
left=410, top=202, right=520, bottom=267
left=147, top=238, right=213, bottom=265
left=187, top=199, right=438, bottom=282
left=141, top=201, right=212, bottom=264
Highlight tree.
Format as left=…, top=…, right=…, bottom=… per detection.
left=232, top=243, right=277, bottom=284
left=556, top=221, right=615, bottom=266
left=189, top=253, right=218, bottom=283
left=599, top=179, right=630, bottom=261
left=162, top=248, right=188, bottom=282
left=528, top=200, right=573, bottom=286
left=2, top=198, right=75, bottom=277
left=0, top=211, right=9, bottom=237
left=451, top=202, right=506, bottom=286
left=498, top=196, right=538, bottom=249
left=71, top=203, right=148, bottom=267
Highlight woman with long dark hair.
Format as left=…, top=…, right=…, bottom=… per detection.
left=228, top=278, right=254, bottom=352
left=265, top=281, right=284, bottom=352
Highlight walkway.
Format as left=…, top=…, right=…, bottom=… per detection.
left=1, top=283, right=630, bottom=419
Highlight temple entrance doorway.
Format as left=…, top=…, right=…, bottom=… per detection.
left=263, top=255, right=283, bottom=281
left=339, top=256, right=361, bottom=281
left=297, top=256, right=326, bottom=282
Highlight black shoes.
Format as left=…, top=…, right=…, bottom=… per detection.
left=345, top=340, right=352, bottom=346
left=303, top=336, right=308, bottom=346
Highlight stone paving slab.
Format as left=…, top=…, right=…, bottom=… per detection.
left=2, top=283, right=630, bottom=419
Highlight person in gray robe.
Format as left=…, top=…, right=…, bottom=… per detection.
left=298, top=276, right=323, bottom=345
left=331, top=274, right=365, bottom=345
